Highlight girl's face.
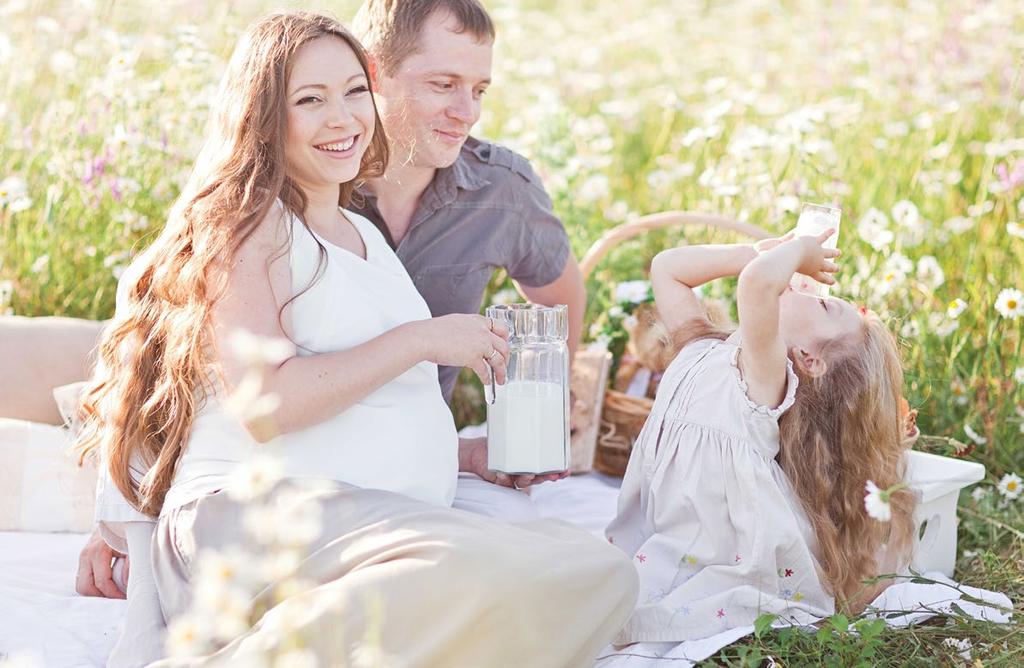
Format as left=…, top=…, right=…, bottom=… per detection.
left=779, top=288, right=862, bottom=352
left=285, top=36, right=376, bottom=193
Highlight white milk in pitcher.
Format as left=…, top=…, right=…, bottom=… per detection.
left=487, top=380, right=568, bottom=474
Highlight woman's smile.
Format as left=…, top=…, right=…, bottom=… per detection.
left=314, top=134, right=360, bottom=159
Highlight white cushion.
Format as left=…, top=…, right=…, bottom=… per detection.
left=0, top=418, right=97, bottom=532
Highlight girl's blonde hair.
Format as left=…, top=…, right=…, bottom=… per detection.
left=671, top=310, right=915, bottom=608
left=75, top=12, right=389, bottom=517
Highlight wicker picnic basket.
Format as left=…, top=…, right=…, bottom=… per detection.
left=579, top=211, right=771, bottom=477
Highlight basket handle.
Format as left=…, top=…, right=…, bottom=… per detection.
left=579, top=211, right=773, bottom=280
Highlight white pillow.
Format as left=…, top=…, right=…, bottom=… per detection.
left=0, top=418, right=97, bottom=532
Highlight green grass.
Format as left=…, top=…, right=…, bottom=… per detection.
left=1, top=0, right=1021, bottom=664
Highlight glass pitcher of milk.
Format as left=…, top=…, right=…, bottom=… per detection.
left=485, top=303, right=570, bottom=475
left=791, top=202, right=841, bottom=297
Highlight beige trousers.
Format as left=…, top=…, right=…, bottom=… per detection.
left=150, top=481, right=637, bottom=668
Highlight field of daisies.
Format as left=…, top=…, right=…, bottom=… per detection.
left=1, top=0, right=1022, bottom=663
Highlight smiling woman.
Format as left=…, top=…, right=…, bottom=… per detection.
left=69, top=9, right=635, bottom=667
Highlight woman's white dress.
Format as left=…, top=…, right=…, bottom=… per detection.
left=162, top=208, right=458, bottom=512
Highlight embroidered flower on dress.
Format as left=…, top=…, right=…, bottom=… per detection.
left=716, top=609, right=725, bottom=618
left=636, top=553, right=647, bottom=563
left=785, top=568, right=794, bottom=577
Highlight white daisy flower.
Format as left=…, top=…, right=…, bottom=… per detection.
left=614, top=280, right=651, bottom=304
left=1014, top=367, right=1024, bottom=384
left=864, top=480, right=892, bottom=522
left=997, top=472, right=1022, bottom=500
left=994, top=288, right=1023, bottom=319
left=915, top=255, right=945, bottom=289
left=946, top=298, right=967, bottom=318
left=1008, top=222, right=1024, bottom=239
left=970, top=486, right=989, bottom=502
left=950, top=378, right=969, bottom=406
left=858, top=208, right=894, bottom=250
left=490, top=288, right=520, bottom=306
left=963, top=423, right=988, bottom=446
left=29, top=254, right=49, bottom=274
left=943, top=217, right=974, bottom=234
left=891, top=200, right=920, bottom=227
left=941, top=637, right=972, bottom=661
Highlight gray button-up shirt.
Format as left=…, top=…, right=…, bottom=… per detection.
left=351, top=136, right=570, bottom=402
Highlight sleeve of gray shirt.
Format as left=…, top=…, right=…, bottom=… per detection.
left=502, top=157, right=571, bottom=288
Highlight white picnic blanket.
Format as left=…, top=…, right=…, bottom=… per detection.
left=0, top=472, right=1013, bottom=667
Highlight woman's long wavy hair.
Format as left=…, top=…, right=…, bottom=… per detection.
left=75, top=12, right=389, bottom=517
left=671, top=310, right=915, bottom=609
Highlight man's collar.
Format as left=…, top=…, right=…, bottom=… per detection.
left=443, top=139, right=491, bottom=193
left=356, top=139, right=490, bottom=202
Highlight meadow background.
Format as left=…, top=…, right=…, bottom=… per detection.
left=1, top=0, right=1022, bottom=664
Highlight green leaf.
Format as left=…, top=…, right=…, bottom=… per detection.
left=829, top=613, right=850, bottom=633
left=754, top=612, right=778, bottom=639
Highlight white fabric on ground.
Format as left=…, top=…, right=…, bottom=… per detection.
left=0, top=474, right=1013, bottom=667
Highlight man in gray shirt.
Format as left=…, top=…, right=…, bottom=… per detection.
left=351, top=1, right=585, bottom=483
left=76, top=0, right=584, bottom=597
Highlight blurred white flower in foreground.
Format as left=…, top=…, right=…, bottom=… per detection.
left=243, top=490, right=323, bottom=547
left=276, top=648, right=319, bottom=668
left=997, top=473, right=1021, bottom=500
left=946, top=298, right=967, bottom=318
left=230, top=329, right=293, bottom=367
left=864, top=480, right=892, bottom=522
left=166, top=614, right=211, bottom=658
left=994, top=288, right=1023, bottom=319
left=223, top=373, right=281, bottom=424
left=1014, top=367, right=1024, bottom=384
left=227, top=454, right=285, bottom=502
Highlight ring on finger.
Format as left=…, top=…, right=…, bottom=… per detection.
left=487, top=316, right=494, bottom=332
left=488, top=348, right=501, bottom=362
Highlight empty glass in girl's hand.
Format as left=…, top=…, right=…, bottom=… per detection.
left=790, top=203, right=842, bottom=297
left=485, top=304, right=570, bottom=475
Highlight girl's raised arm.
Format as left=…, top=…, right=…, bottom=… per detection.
left=735, top=230, right=839, bottom=408
left=651, top=244, right=757, bottom=332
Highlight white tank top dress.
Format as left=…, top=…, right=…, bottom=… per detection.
left=96, top=207, right=459, bottom=532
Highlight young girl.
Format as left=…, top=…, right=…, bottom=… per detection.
left=75, top=12, right=635, bottom=666
left=606, top=231, right=916, bottom=643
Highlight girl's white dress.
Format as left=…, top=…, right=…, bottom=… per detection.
left=606, top=337, right=834, bottom=644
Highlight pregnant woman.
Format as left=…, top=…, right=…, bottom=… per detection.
left=76, top=12, right=636, bottom=666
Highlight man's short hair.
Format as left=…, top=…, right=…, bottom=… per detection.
left=353, top=0, right=496, bottom=77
